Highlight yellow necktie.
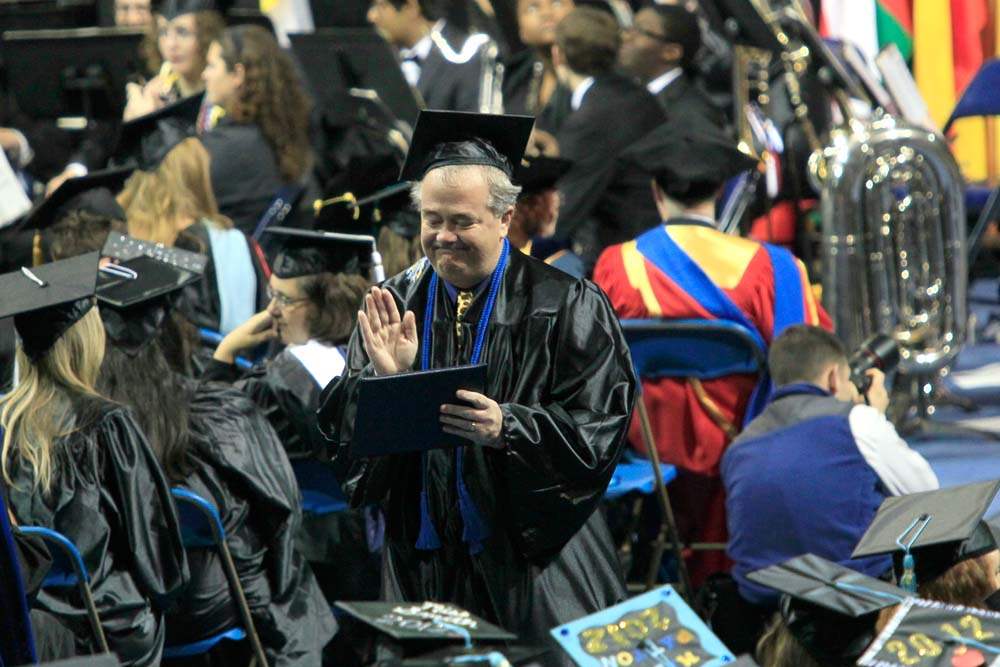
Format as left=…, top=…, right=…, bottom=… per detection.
left=455, top=290, right=474, bottom=340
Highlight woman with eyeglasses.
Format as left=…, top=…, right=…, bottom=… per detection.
left=203, top=228, right=370, bottom=459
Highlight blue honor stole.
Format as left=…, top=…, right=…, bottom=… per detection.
left=634, top=225, right=806, bottom=424
left=415, top=239, right=510, bottom=554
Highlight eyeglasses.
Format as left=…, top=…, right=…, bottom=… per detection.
left=267, top=287, right=308, bottom=308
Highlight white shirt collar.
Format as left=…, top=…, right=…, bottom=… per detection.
left=401, top=20, right=443, bottom=61
left=571, top=77, right=595, bottom=111
left=647, top=67, right=683, bottom=96
left=287, top=340, right=346, bottom=389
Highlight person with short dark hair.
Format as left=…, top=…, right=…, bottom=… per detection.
left=619, top=3, right=726, bottom=131
left=550, top=6, right=666, bottom=267
left=367, top=0, right=488, bottom=112
left=594, top=124, right=829, bottom=587
left=718, top=324, right=937, bottom=650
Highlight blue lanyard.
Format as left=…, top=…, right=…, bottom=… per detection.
left=420, top=238, right=509, bottom=370
left=413, top=238, right=509, bottom=554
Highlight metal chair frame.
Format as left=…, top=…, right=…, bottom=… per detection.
left=620, top=318, right=768, bottom=599
left=168, top=488, right=268, bottom=667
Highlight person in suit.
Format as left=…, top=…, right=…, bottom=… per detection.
left=619, top=3, right=726, bottom=132
left=366, top=0, right=487, bottom=112
left=551, top=6, right=665, bottom=271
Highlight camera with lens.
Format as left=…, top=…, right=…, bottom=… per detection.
left=848, top=334, right=900, bottom=395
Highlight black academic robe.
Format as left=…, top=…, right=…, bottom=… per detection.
left=318, top=250, right=636, bottom=658
left=202, top=347, right=334, bottom=459
left=653, top=71, right=727, bottom=134
left=6, top=401, right=188, bottom=667
left=201, top=118, right=286, bottom=236
left=554, top=72, right=666, bottom=267
left=166, top=379, right=337, bottom=666
left=416, top=22, right=484, bottom=113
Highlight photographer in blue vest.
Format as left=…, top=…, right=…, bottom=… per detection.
left=717, top=324, right=938, bottom=651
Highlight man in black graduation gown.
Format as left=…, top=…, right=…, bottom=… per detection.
left=367, top=0, right=486, bottom=112
left=318, top=110, right=636, bottom=660
left=618, top=3, right=727, bottom=132
left=550, top=6, right=665, bottom=270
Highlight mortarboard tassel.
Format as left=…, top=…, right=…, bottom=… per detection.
left=456, top=447, right=490, bottom=554
left=416, top=454, right=442, bottom=550
left=895, top=514, right=932, bottom=594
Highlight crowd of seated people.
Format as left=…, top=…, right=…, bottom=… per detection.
left=0, top=1, right=988, bottom=666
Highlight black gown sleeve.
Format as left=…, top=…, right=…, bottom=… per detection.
left=100, top=409, right=188, bottom=607
left=497, top=280, right=637, bottom=559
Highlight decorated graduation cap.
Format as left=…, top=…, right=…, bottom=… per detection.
left=621, top=123, right=759, bottom=202
left=97, top=234, right=207, bottom=355
left=263, top=226, right=381, bottom=281
left=111, top=93, right=204, bottom=171
left=157, top=0, right=234, bottom=19
left=549, top=585, right=735, bottom=666
left=18, top=167, right=133, bottom=231
left=858, top=597, right=1000, bottom=667
left=514, top=155, right=572, bottom=197
left=0, top=252, right=100, bottom=362
left=399, top=111, right=535, bottom=182
left=747, top=553, right=908, bottom=667
left=852, top=480, right=1000, bottom=593
left=334, top=600, right=545, bottom=665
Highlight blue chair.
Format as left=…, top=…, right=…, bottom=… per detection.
left=290, top=459, right=350, bottom=516
left=165, top=488, right=267, bottom=666
left=16, top=526, right=110, bottom=655
left=197, top=328, right=255, bottom=371
left=620, top=318, right=768, bottom=596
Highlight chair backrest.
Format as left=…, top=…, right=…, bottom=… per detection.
left=619, top=318, right=767, bottom=382
left=170, top=488, right=226, bottom=549
left=945, top=58, right=1000, bottom=131
left=16, top=526, right=90, bottom=588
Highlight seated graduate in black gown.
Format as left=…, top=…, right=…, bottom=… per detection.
left=318, top=110, right=637, bottom=658
left=94, top=251, right=338, bottom=666
left=0, top=254, right=188, bottom=667
left=203, top=227, right=371, bottom=457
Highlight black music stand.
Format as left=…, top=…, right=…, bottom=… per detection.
left=0, top=0, right=97, bottom=31
left=289, top=28, right=420, bottom=128
left=309, top=0, right=368, bottom=27
left=1, top=27, right=144, bottom=122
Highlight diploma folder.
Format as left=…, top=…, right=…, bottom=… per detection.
left=353, top=363, right=488, bottom=457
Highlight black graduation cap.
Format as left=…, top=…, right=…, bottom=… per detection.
left=111, top=93, right=204, bottom=171
left=263, top=226, right=376, bottom=279
left=18, top=167, right=133, bottom=232
left=314, top=153, right=415, bottom=237
left=621, top=124, right=760, bottom=202
left=748, top=554, right=908, bottom=667
left=0, top=252, right=100, bottom=362
left=333, top=601, right=545, bottom=665
left=157, top=0, right=234, bottom=19
left=852, top=480, right=1000, bottom=589
left=514, top=155, right=572, bottom=197
left=96, top=251, right=205, bottom=355
left=399, top=111, right=535, bottom=182
left=858, top=597, right=1000, bottom=667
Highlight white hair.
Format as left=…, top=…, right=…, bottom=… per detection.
left=410, top=164, right=522, bottom=217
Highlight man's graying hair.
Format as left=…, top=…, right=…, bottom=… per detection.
left=410, top=164, right=522, bottom=217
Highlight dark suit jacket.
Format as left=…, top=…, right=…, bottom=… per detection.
left=654, top=71, right=727, bottom=133
left=416, top=21, right=484, bottom=112
left=554, top=72, right=665, bottom=267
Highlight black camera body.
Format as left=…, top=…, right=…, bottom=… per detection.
left=849, top=334, right=900, bottom=394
